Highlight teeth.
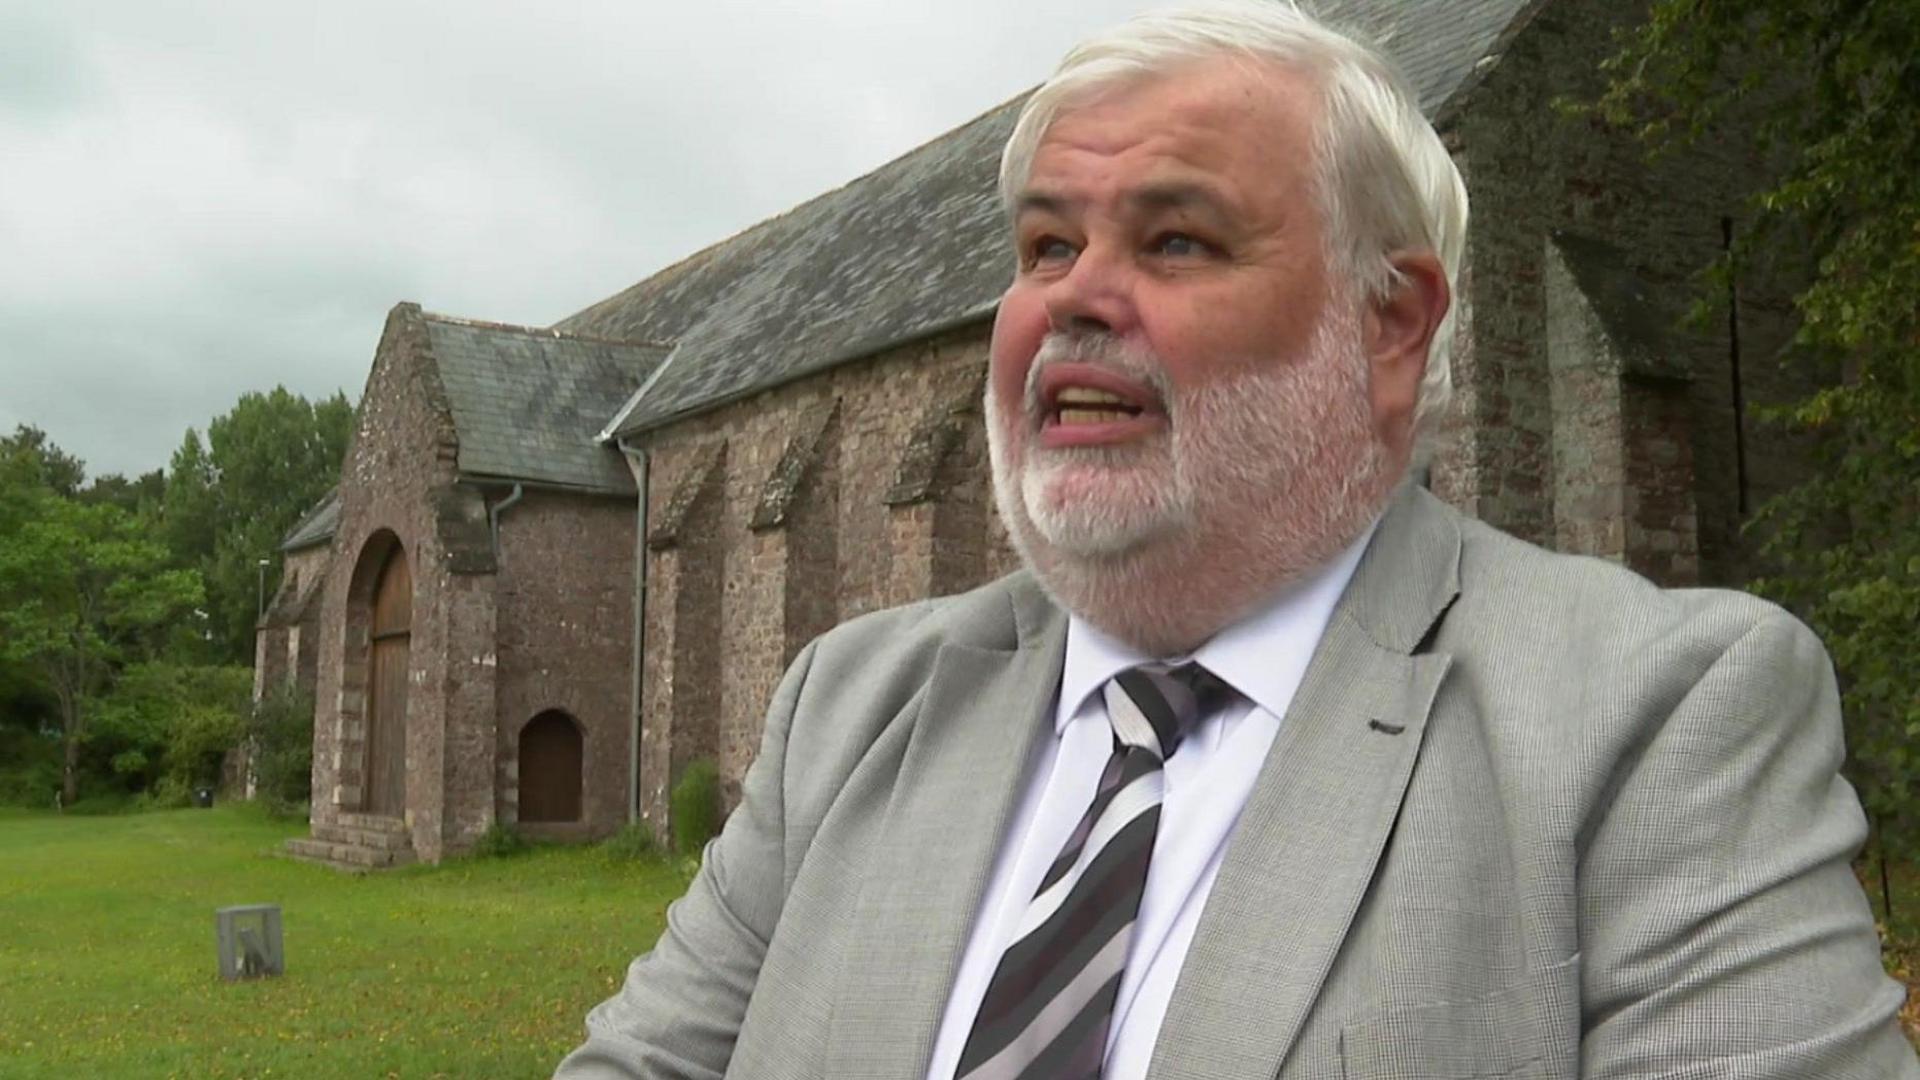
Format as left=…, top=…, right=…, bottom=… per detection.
left=1055, top=387, right=1128, bottom=407
left=1059, top=407, right=1132, bottom=425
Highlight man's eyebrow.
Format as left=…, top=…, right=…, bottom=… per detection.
left=1127, top=182, right=1235, bottom=220
left=1009, top=182, right=1238, bottom=222
left=1011, top=191, right=1075, bottom=219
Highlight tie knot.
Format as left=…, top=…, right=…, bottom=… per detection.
left=1102, top=662, right=1229, bottom=761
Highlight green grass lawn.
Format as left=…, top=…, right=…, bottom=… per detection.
left=0, top=806, right=691, bottom=1079
left=2, top=806, right=1913, bottom=1077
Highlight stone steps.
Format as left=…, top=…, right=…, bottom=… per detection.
left=284, top=815, right=417, bottom=872
left=311, top=820, right=413, bottom=851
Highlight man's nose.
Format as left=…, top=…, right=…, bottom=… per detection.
left=1042, top=245, right=1138, bottom=338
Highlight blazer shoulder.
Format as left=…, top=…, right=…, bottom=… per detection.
left=1449, top=515, right=1809, bottom=664
left=807, top=569, right=1051, bottom=666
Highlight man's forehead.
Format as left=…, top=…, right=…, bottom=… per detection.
left=1015, top=59, right=1322, bottom=210
left=1012, top=179, right=1240, bottom=222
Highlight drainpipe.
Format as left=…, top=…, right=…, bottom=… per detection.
left=488, top=483, right=525, bottom=563
left=617, top=439, right=648, bottom=825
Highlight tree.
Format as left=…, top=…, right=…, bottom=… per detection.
left=162, top=388, right=353, bottom=662
left=80, top=470, right=167, bottom=516
left=0, top=425, right=85, bottom=498
left=0, top=491, right=202, bottom=804
left=1600, top=3, right=1920, bottom=856
left=88, top=662, right=253, bottom=802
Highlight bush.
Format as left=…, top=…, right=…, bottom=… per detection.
left=474, top=822, right=529, bottom=858
left=85, top=663, right=251, bottom=797
left=600, top=822, right=664, bottom=862
left=670, top=759, right=723, bottom=856
left=0, top=726, right=62, bottom=808
left=63, top=791, right=139, bottom=816
left=135, top=775, right=192, bottom=811
left=247, top=683, right=313, bottom=814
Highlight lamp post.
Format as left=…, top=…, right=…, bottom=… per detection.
left=256, top=558, right=271, bottom=622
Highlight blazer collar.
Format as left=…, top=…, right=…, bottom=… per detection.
left=1341, top=481, right=1465, bottom=656
left=825, top=570, right=1068, bottom=1079
left=1145, top=482, right=1463, bottom=1079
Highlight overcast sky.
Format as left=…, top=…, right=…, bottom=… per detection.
left=0, top=0, right=1164, bottom=479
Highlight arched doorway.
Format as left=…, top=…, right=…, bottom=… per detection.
left=363, top=545, right=411, bottom=815
left=519, top=711, right=583, bottom=823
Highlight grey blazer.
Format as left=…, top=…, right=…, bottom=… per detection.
left=557, top=486, right=1918, bottom=1079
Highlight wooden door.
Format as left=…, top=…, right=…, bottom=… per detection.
left=519, top=711, right=582, bottom=823
left=364, top=549, right=411, bottom=816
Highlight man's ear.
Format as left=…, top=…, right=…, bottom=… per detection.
left=1363, top=250, right=1450, bottom=455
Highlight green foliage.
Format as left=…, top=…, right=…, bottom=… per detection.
left=599, top=821, right=665, bottom=862
left=0, top=487, right=204, bottom=804
left=86, top=663, right=252, bottom=797
left=0, top=726, right=62, bottom=808
left=77, top=469, right=166, bottom=515
left=58, top=791, right=141, bottom=816
left=474, top=821, right=530, bottom=858
left=162, top=387, right=354, bottom=663
left=134, top=775, right=194, bottom=812
left=669, top=759, right=723, bottom=856
left=1600, top=2, right=1920, bottom=855
left=0, top=425, right=85, bottom=498
left=248, top=682, right=315, bottom=815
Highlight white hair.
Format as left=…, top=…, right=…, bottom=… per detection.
left=999, top=0, right=1468, bottom=444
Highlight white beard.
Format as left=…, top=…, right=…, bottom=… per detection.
left=985, top=298, right=1400, bottom=656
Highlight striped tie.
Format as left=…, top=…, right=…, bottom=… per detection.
left=955, top=663, right=1225, bottom=1080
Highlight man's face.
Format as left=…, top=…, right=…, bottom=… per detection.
left=986, top=61, right=1401, bottom=652
left=990, top=62, right=1334, bottom=461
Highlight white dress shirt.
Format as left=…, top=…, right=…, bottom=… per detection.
left=924, top=525, right=1375, bottom=1080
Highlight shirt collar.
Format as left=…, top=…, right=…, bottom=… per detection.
left=1055, top=518, right=1380, bottom=734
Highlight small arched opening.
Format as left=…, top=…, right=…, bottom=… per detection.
left=518, top=710, right=583, bottom=823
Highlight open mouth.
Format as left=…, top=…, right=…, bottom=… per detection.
left=1034, top=363, right=1166, bottom=447
left=1054, top=386, right=1146, bottom=426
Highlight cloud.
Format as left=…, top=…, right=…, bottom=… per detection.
left=0, top=0, right=1154, bottom=478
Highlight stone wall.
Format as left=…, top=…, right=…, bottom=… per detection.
left=1447, top=0, right=1804, bottom=585
left=632, top=324, right=1022, bottom=832
left=252, top=543, right=330, bottom=702
left=492, top=488, right=637, bottom=839
left=309, top=302, right=499, bottom=863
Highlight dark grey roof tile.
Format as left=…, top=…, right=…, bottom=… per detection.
left=422, top=316, right=669, bottom=493
left=281, top=487, right=341, bottom=552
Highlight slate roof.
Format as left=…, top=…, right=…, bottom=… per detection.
left=423, top=315, right=670, bottom=494
left=281, top=488, right=341, bottom=552
left=562, top=0, right=1544, bottom=439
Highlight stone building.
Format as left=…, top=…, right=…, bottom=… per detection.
left=268, top=0, right=1800, bottom=867
left=271, top=308, right=665, bottom=867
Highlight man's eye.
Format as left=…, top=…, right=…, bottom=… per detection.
left=1029, top=237, right=1076, bottom=264
left=1152, top=233, right=1209, bottom=258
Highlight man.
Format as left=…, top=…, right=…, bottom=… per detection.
left=558, top=2, right=1918, bottom=1077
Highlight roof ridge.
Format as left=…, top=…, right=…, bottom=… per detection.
left=421, top=309, right=673, bottom=351
left=554, top=89, right=1030, bottom=332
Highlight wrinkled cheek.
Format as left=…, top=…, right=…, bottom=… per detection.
left=988, top=293, right=1046, bottom=425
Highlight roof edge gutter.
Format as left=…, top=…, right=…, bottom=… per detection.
left=487, top=483, right=525, bottom=563
left=615, top=438, right=649, bottom=829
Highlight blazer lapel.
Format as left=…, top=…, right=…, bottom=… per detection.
left=1147, top=486, right=1462, bottom=1080
left=826, top=577, right=1069, bottom=1079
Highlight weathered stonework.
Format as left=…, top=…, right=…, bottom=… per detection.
left=627, top=326, right=1022, bottom=833
left=280, top=304, right=639, bottom=868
